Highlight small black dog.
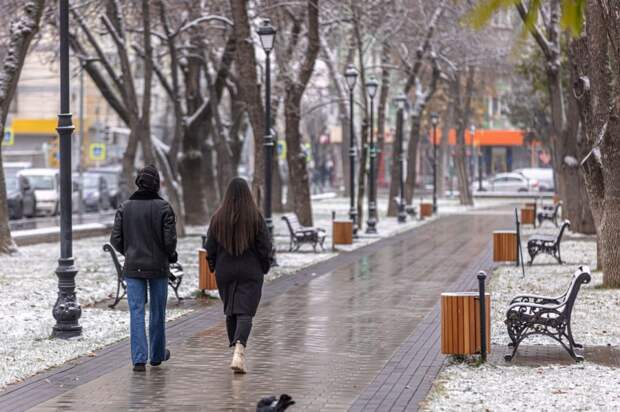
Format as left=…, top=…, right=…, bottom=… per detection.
left=256, top=394, right=295, bottom=411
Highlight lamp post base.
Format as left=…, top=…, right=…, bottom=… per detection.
left=397, top=207, right=407, bottom=223
left=52, top=258, right=82, bottom=339
left=365, top=217, right=378, bottom=234
left=349, top=208, right=358, bottom=237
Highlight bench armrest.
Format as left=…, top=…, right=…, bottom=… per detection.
left=510, top=294, right=562, bottom=305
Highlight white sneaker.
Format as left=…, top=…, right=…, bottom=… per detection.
left=230, top=342, right=246, bottom=374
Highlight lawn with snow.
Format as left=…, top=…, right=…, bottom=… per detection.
left=0, top=195, right=508, bottom=390
left=422, top=226, right=620, bottom=411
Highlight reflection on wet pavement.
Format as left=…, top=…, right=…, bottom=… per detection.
left=31, top=213, right=509, bottom=411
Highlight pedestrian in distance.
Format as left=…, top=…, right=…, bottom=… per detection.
left=110, top=165, right=178, bottom=372
left=205, top=177, right=273, bottom=374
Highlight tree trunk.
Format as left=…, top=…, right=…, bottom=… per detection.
left=229, top=0, right=265, bottom=205
left=452, top=68, right=475, bottom=206
left=436, top=105, right=453, bottom=197
left=282, top=0, right=319, bottom=226
left=0, top=0, right=45, bottom=254
left=376, top=40, right=391, bottom=202
left=202, top=140, right=220, bottom=216
left=387, top=110, right=404, bottom=216
left=404, top=115, right=422, bottom=204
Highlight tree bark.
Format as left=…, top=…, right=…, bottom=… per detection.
left=230, top=0, right=265, bottom=205
left=570, top=0, right=620, bottom=287
left=283, top=0, right=320, bottom=226
left=376, top=40, right=391, bottom=202
left=436, top=105, right=453, bottom=197
left=452, top=67, right=475, bottom=206
left=0, top=0, right=45, bottom=254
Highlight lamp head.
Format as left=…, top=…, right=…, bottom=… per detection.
left=393, top=93, right=408, bottom=110
left=257, top=19, right=276, bottom=52
left=366, top=76, right=379, bottom=99
left=430, top=112, right=439, bottom=126
left=344, top=64, right=358, bottom=90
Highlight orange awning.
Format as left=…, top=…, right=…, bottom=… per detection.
left=431, top=129, right=525, bottom=146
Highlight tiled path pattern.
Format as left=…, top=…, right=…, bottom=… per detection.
left=2, top=212, right=510, bottom=411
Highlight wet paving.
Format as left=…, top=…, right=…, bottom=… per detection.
left=28, top=212, right=511, bottom=411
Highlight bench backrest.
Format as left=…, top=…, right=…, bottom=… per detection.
left=555, top=220, right=570, bottom=245
left=281, top=214, right=299, bottom=235
left=103, top=243, right=123, bottom=278
left=559, top=265, right=591, bottom=320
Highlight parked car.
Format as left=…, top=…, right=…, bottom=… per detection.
left=514, top=167, right=554, bottom=192
left=6, top=175, right=36, bottom=219
left=74, top=172, right=111, bottom=212
left=17, top=169, right=60, bottom=215
left=4, top=162, right=32, bottom=180
left=477, top=172, right=537, bottom=192
left=88, top=165, right=122, bottom=209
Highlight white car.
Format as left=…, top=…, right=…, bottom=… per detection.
left=478, top=172, right=538, bottom=192
left=514, top=168, right=554, bottom=192
left=17, top=169, right=60, bottom=215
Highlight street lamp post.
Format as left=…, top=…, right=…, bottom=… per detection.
left=431, top=112, right=439, bottom=214
left=394, top=94, right=408, bottom=223
left=365, top=76, right=379, bottom=234
left=344, top=65, right=358, bottom=233
left=469, top=125, right=476, bottom=187
left=257, top=19, right=277, bottom=258
left=52, top=0, right=82, bottom=338
left=478, top=146, right=483, bottom=191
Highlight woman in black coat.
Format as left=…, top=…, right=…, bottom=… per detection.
left=205, top=177, right=272, bottom=374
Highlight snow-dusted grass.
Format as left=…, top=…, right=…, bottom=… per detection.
left=0, top=194, right=507, bottom=390
left=422, top=229, right=620, bottom=411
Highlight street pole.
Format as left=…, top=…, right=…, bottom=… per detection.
left=366, top=77, right=378, bottom=234
left=257, top=19, right=277, bottom=263
left=469, top=125, right=476, bottom=187
left=53, top=0, right=82, bottom=339
left=344, top=65, right=358, bottom=234
left=431, top=112, right=438, bottom=214
left=478, top=146, right=483, bottom=191
left=394, top=94, right=407, bottom=223
left=77, top=66, right=84, bottom=222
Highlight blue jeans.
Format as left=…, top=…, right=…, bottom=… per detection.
left=126, top=277, right=168, bottom=365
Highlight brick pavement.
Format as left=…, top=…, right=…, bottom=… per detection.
left=1, top=211, right=512, bottom=411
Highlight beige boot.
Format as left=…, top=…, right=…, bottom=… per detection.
left=230, top=342, right=246, bottom=374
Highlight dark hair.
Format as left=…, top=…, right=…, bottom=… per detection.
left=135, top=165, right=160, bottom=192
left=209, top=177, right=262, bottom=256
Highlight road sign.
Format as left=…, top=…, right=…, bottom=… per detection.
left=89, top=143, right=106, bottom=161
left=3, top=128, right=13, bottom=146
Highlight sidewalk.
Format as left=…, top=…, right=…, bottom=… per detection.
left=1, top=208, right=512, bottom=411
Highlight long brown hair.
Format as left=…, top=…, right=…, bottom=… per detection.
left=209, top=177, right=262, bottom=256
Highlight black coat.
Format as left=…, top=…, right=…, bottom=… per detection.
left=205, top=219, right=272, bottom=316
left=110, top=190, right=177, bottom=279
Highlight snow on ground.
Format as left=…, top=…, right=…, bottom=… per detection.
left=0, top=194, right=506, bottom=390
left=422, top=226, right=620, bottom=411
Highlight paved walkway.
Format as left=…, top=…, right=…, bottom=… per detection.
left=2, top=211, right=511, bottom=411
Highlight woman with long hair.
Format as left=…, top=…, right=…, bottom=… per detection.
left=205, top=177, right=273, bottom=374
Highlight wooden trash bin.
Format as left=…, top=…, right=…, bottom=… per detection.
left=420, top=202, right=433, bottom=218
left=332, top=220, right=353, bottom=249
left=493, top=230, right=518, bottom=262
left=521, top=207, right=536, bottom=226
left=198, top=248, right=217, bottom=290
left=441, top=292, right=491, bottom=355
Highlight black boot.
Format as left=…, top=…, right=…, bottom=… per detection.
left=151, top=349, right=171, bottom=366
left=133, top=363, right=146, bottom=372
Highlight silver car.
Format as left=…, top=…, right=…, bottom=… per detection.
left=478, top=172, right=537, bottom=192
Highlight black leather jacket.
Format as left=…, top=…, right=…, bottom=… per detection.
left=110, top=190, right=177, bottom=279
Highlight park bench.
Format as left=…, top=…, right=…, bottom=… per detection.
left=103, top=243, right=184, bottom=309
left=537, top=201, right=562, bottom=227
left=504, top=265, right=591, bottom=362
left=527, top=220, right=570, bottom=265
left=281, top=214, right=326, bottom=252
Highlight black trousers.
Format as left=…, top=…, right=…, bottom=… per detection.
left=226, top=315, right=253, bottom=347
